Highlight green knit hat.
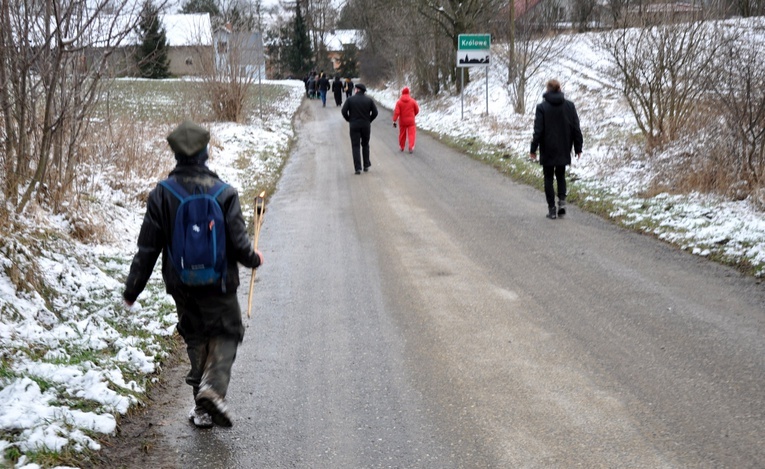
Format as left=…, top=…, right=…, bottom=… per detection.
left=167, top=120, right=210, bottom=157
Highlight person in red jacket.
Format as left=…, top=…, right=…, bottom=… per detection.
left=392, top=87, right=420, bottom=153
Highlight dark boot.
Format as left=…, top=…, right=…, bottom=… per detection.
left=557, top=199, right=566, bottom=217
left=196, top=386, right=232, bottom=427
left=546, top=206, right=557, bottom=219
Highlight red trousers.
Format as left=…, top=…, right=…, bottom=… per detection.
left=398, top=124, right=417, bottom=151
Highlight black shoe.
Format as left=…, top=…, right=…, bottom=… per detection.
left=355, top=170, right=361, bottom=174
left=546, top=207, right=557, bottom=219
left=363, top=166, right=369, bottom=172
left=557, top=200, right=566, bottom=216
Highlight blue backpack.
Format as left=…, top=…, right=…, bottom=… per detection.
left=159, top=178, right=228, bottom=288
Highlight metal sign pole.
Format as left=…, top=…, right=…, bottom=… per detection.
left=486, top=69, right=489, bottom=115
left=461, top=67, right=464, bottom=120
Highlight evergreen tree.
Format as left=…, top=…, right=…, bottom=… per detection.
left=180, top=0, right=220, bottom=16
left=136, top=0, right=170, bottom=79
left=337, top=43, right=359, bottom=78
left=285, top=1, right=313, bottom=77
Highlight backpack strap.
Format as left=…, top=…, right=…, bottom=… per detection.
left=210, top=182, right=228, bottom=199
left=159, top=178, right=189, bottom=201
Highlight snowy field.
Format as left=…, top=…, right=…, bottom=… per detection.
left=2, top=18, right=765, bottom=468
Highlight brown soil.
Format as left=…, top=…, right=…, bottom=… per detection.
left=85, top=339, right=189, bottom=469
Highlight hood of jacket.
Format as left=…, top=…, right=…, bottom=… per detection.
left=401, top=87, right=410, bottom=96
left=543, top=91, right=565, bottom=106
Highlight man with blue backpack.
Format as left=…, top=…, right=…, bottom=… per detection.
left=124, top=120, right=263, bottom=428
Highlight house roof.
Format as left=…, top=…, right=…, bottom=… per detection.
left=323, top=29, right=364, bottom=51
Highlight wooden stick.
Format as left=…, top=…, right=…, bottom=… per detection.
left=246, top=191, right=266, bottom=318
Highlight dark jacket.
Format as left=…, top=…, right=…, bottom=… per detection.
left=332, top=78, right=343, bottom=95
left=318, top=75, right=331, bottom=92
left=530, top=91, right=583, bottom=166
left=124, top=164, right=261, bottom=303
left=341, top=92, right=378, bottom=128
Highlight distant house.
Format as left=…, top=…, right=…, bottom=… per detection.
left=103, top=13, right=213, bottom=77
left=160, top=14, right=213, bottom=76
left=214, top=24, right=265, bottom=78
left=322, top=29, right=364, bottom=73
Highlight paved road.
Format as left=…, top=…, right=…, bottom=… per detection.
left=113, top=97, right=765, bottom=468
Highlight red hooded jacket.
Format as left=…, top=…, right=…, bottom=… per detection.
left=392, top=87, right=420, bottom=127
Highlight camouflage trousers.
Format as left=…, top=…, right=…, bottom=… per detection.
left=172, top=290, right=244, bottom=400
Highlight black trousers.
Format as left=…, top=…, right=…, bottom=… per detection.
left=543, top=165, right=567, bottom=208
left=349, top=124, right=371, bottom=171
left=172, top=290, right=243, bottom=400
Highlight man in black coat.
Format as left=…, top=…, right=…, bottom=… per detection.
left=124, top=120, right=263, bottom=428
left=332, top=75, right=344, bottom=106
left=530, top=79, right=583, bottom=219
left=341, top=83, right=379, bottom=174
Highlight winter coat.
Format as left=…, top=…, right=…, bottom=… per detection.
left=318, top=75, right=331, bottom=92
left=341, top=92, right=379, bottom=128
left=530, top=91, right=583, bottom=167
left=332, top=78, right=343, bottom=95
left=123, top=164, right=261, bottom=303
left=392, top=87, right=420, bottom=127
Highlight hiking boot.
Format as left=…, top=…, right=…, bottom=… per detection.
left=557, top=200, right=566, bottom=216
left=546, top=206, right=557, bottom=219
left=188, top=406, right=213, bottom=428
left=196, top=386, right=233, bottom=427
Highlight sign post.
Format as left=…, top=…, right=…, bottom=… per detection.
left=457, top=34, right=491, bottom=119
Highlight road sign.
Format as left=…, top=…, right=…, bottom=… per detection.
left=457, top=34, right=490, bottom=67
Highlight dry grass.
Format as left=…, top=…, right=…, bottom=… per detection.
left=641, top=100, right=764, bottom=203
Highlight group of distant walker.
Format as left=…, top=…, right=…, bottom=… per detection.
left=337, top=77, right=583, bottom=222
left=304, top=71, right=354, bottom=108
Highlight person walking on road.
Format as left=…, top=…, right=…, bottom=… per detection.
left=392, top=86, right=420, bottom=154
left=343, top=77, right=354, bottom=99
left=341, top=83, right=379, bottom=174
left=332, top=75, right=344, bottom=106
left=306, top=73, right=317, bottom=99
left=317, top=73, right=331, bottom=107
left=123, top=120, right=264, bottom=428
left=530, top=79, right=583, bottom=219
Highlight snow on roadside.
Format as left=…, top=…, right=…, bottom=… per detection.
left=0, top=80, right=305, bottom=468
left=370, top=22, right=765, bottom=276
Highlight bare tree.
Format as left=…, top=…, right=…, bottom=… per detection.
left=495, top=0, right=561, bottom=114
left=713, top=29, right=765, bottom=189
left=336, top=0, right=410, bottom=83
left=572, top=0, right=598, bottom=30
left=302, top=0, right=337, bottom=71
left=199, top=22, right=264, bottom=122
left=0, top=0, right=148, bottom=215
left=598, top=17, right=729, bottom=150
left=416, top=0, right=504, bottom=91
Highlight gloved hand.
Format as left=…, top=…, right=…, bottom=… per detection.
left=393, top=122, right=397, bottom=128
